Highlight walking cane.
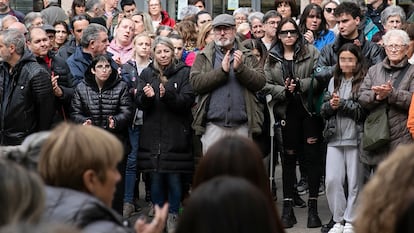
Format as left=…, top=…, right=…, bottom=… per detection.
left=266, top=94, right=276, bottom=192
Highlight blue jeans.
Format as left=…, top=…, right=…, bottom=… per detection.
left=124, top=126, right=139, bottom=204
left=151, top=172, right=182, bottom=214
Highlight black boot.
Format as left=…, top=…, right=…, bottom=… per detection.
left=282, top=199, right=297, bottom=228
left=307, top=199, right=322, bottom=228
left=293, top=190, right=306, bottom=208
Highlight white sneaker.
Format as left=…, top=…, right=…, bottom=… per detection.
left=167, top=213, right=178, bottom=233
left=343, top=223, right=354, bottom=233
left=328, top=223, right=344, bottom=233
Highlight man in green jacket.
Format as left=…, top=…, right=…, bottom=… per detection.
left=190, top=14, right=266, bottom=154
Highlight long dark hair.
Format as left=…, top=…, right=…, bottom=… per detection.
left=333, top=43, right=367, bottom=94
left=192, top=136, right=285, bottom=233
left=176, top=176, right=283, bottom=233
left=299, top=4, right=329, bottom=39
left=275, top=17, right=307, bottom=59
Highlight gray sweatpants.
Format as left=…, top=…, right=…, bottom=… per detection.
left=325, top=146, right=363, bottom=223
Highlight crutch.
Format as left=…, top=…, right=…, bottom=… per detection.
left=266, top=94, right=276, bottom=192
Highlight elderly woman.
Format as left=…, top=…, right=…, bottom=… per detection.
left=372, top=5, right=406, bottom=44
left=358, top=29, right=414, bottom=175
left=248, top=12, right=265, bottom=39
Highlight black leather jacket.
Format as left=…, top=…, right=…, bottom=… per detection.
left=36, top=51, right=75, bottom=122
left=315, top=31, right=385, bottom=88
left=0, top=50, right=54, bottom=145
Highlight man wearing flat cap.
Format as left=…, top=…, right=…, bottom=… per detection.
left=190, top=13, right=266, bottom=153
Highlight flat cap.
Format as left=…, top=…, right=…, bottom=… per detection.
left=212, top=14, right=236, bottom=28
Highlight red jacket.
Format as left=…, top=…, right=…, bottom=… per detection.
left=160, top=10, right=175, bottom=28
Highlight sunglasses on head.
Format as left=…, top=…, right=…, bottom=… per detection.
left=325, top=7, right=336, bottom=13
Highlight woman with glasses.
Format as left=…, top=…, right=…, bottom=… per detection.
left=322, top=0, right=339, bottom=35
left=71, top=54, right=132, bottom=140
left=135, top=36, right=195, bottom=233
left=359, top=29, right=414, bottom=173
left=263, top=17, right=321, bottom=229
left=299, top=3, right=336, bottom=51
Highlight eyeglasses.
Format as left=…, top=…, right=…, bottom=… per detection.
left=95, top=64, right=111, bottom=70
left=213, top=26, right=233, bottom=34
left=279, top=30, right=298, bottom=37
left=385, top=44, right=406, bottom=51
left=325, top=7, right=336, bottom=13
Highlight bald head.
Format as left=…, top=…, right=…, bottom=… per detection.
left=8, top=22, right=28, bottom=35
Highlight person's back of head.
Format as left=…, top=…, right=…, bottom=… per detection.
left=38, top=122, right=123, bottom=192
left=175, top=176, right=281, bottom=233
left=355, top=144, right=414, bottom=233
left=193, top=135, right=271, bottom=200
left=0, top=159, right=44, bottom=227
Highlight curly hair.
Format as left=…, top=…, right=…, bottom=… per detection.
left=355, top=144, right=414, bottom=233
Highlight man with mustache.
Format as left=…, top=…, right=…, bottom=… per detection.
left=0, top=0, right=24, bottom=22
left=190, top=14, right=266, bottom=154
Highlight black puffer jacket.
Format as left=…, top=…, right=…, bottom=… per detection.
left=136, top=60, right=195, bottom=173
left=71, top=66, right=132, bottom=139
left=0, top=50, right=54, bottom=145
left=36, top=51, right=75, bottom=122
left=43, top=186, right=133, bottom=233
left=315, top=31, right=385, bottom=88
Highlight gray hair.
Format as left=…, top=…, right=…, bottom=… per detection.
left=152, top=36, right=175, bottom=82
left=382, top=29, right=410, bottom=46
left=262, top=10, right=281, bottom=24
left=0, top=15, right=18, bottom=30
left=180, top=5, right=200, bottom=19
left=381, top=5, right=406, bottom=27
left=248, top=11, right=264, bottom=24
left=85, top=0, right=102, bottom=12
left=23, top=12, right=43, bottom=29
left=80, top=23, right=108, bottom=48
left=0, top=29, right=26, bottom=55
left=233, top=7, right=253, bottom=17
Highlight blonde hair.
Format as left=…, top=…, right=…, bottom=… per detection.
left=355, top=144, right=414, bottom=233
left=152, top=36, right=175, bottom=84
left=0, top=159, right=44, bottom=226
left=38, top=123, right=123, bottom=191
left=197, top=22, right=212, bottom=49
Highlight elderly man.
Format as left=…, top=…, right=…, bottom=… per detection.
left=260, top=10, right=282, bottom=51
left=190, top=14, right=266, bottom=153
left=66, top=23, right=110, bottom=86
left=0, top=29, right=54, bottom=145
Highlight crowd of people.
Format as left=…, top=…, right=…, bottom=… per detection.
left=0, top=0, right=414, bottom=232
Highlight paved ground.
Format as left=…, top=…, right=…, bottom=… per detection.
left=126, top=163, right=332, bottom=233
